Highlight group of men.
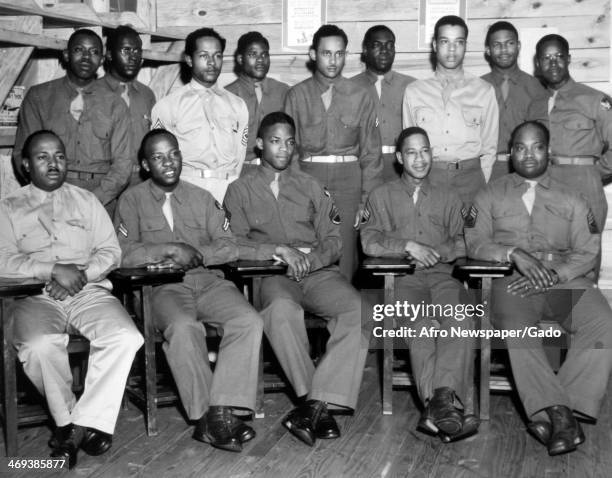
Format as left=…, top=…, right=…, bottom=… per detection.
left=1, top=13, right=612, bottom=466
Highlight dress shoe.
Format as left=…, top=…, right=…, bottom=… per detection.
left=439, top=414, right=480, bottom=443
left=50, top=424, right=85, bottom=469
left=81, top=428, right=113, bottom=456
left=282, top=405, right=315, bottom=446
left=193, top=406, right=242, bottom=452
left=307, top=400, right=340, bottom=440
left=527, top=420, right=551, bottom=445
left=227, top=415, right=256, bottom=444
left=48, top=424, right=73, bottom=450
left=545, top=405, right=585, bottom=456
left=428, top=387, right=463, bottom=436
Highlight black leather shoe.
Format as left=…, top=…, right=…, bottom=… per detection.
left=307, top=400, right=340, bottom=440
left=428, top=387, right=463, bottom=436
left=50, top=424, right=85, bottom=469
left=282, top=405, right=315, bottom=446
left=193, top=406, right=242, bottom=452
left=546, top=405, right=585, bottom=456
left=228, top=415, right=256, bottom=444
left=48, top=424, right=73, bottom=450
left=527, top=420, right=551, bottom=445
left=81, top=428, right=113, bottom=456
left=439, top=414, right=480, bottom=443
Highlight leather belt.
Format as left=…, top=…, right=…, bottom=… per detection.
left=302, top=155, right=358, bottom=163
left=550, top=155, right=597, bottom=166
left=431, top=157, right=480, bottom=170
left=66, top=171, right=104, bottom=180
left=243, top=158, right=261, bottom=166
left=182, top=167, right=239, bottom=179
left=381, top=145, right=396, bottom=154
left=496, top=153, right=510, bottom=162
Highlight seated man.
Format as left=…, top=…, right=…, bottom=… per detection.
left=465, top=121, right=612, bottom=456
left=0, top=130, right=143, bottom=468
left=115, top=129, right=263, bottom=453
left=361, top=126, right=478, bottom=442
left=224, top=112, right=368, bottom=447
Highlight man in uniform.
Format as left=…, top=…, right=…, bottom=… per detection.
left=226, top=31, right=289, bottom=174
left=527, top=34, right=609, bottom=233
left=402, top=15, right=498, bottom=207
left=13, top=29, right=131, bottom=215
left=361, top=126, right=478, bottom=442
left=465, top=121, right=612, bottom=456
left=0, top=130, right=143, bottom=467
left=151, top=28, right=248, bottom=203
left=224, top=112, right=368, bottom=446
left=101, top=25, right=156, bottom=185
left=284, top=24, right=382, bottom=281
left=353, top=25, right=415, bottom=182
left=482, top=21, right=545, bottom=181
left=115, top=129, right=263, bottom=453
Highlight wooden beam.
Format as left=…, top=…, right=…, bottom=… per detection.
left=136, top=0, right=156, bottom=32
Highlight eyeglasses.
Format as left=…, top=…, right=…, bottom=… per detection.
left=119, top=47, right=143, bottom=57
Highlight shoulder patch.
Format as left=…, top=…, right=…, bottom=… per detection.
left=601, top=97, right=612, bottom=111
left=118, top=222, right=128, bottom=237
left=462, top=205, right=478, bottom=228
left=152, top=118, right=165, bottom=129
left=587, top=209, right=599, bottom=234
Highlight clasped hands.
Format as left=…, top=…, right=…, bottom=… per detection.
left=274, top=245, right=311, bottom=282
left=507, top=248, right=560, bottom=297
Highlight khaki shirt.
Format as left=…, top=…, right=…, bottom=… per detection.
left=361, top=176, right=465, bottom=270
left=465, top=172, right=599, bottom=282
left=14, top=76, right=132, bottom=205
left=225, top=76, right=289, bottom=162
left=527, top=78, right=612, bottom=176
left=0, top=183, right=120, bottom=282
left=481, top=66, right=545, bottom=153
left=151, top=80, right=249, bottom=175
left=115, top=179, right=238, bottom=272
left=224, top=165, right=342, bottom=272
left=402, top=70, right=499, bottom=179
left=284, top=74, right=383, bottom=206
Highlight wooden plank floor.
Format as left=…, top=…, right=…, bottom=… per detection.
left=1, top=353, right=606, bottom=478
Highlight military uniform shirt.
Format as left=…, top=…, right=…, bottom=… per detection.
left=465, top=172, right=599, bottom=282
left=0, top=183, right=120, bottom=282
left=226, top=76, right=289, bottom=162
left=361, top=176, right=465, bottom=268
left=14, top=77, right=132, bottom=205
left=482, top=66, right=545, bottom=153
left=224, top=166, right=342, bottom=272
left=115, top=179, right=238, bottom=271
left=527, top=78, right=612, bottom=176
left=284, top=75, right=383, bottom=206
left=402, top=70, right=499, bottom=178
left=151, top=80, right=249, bottom=174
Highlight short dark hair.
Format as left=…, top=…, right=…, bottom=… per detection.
left=510, top=121, right=550, bottom=147
left=185, top=28, right=226, bottom=57
left=362, top=25, right=395, bottom=49
left=235, top=31, right=269, bottom=56
left=106, top=25, right=141, bottom=52
left=22, top=130, right=64, bottom=160
left=535, top=34, right=569, bottom=57
left=311, top=24, right=348, bottom=51
left=257, top=111, right=296, bottom=139
left=433, top=15, right=468, bottom=41
left=139, top=128, right=178, bottom=161
left=68, top=28, right=102, bottom=50
left=396, top=127, right=430, bottom=151
left=485, top=21, right=518, bottom=46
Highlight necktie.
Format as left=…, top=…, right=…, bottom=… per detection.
left=254, top=82, right=263, bottom=105
left=70, top=87, right=84, bottom=121
left=375, top=76, right=383, bottom=99
left=120, top=82, right=130, bottom=106
left=501, top=74, right=510, bottom=102
left=162, top=193, right=174, bottom=231
left=522, top=180, right=537, bottom=215
left=321, top=84, right=333, bottom=111
left=548, top=90, right=558, bottom=114
left=413, top=185, right=420, bottom=205
left=270, top=173, right=280, bottom=199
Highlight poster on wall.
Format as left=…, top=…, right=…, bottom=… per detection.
left=418, top=0, right=467, bottom=50
left=282, top=0, right=327, bottom=51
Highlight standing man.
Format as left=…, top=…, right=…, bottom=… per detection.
left=527, top=34, right=610, bottom=232
left=361, top=126, right=478, bottom=442
left=403, top=15, right=498, bottom=207
left=482, top=21, right=545, bottom=181
left=353, top=25, right=415, bottom=182
left=226, top=31, right=289, bottom=174
left=116, top=129, right=263, bottom=453
left=0, top=130, right=143, bottom=467
left=285, top=24, right=382, bottom=280
left=466, top=121, right=612, bottom=456
left=151, top=28, right=249, bottom=203
left=101, top=25, right=156, bottom=185
left=13, top=29, right=132, bottom=214
left=225, top=112, right=368, bottom=447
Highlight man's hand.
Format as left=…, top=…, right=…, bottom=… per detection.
left=45, top=280, right=70, bottom=301
left=51, top=263, right=87, bottom=296
left=275, top=245, right=311, bottom=281
left=404, top=241, right=440, bottom=268
left=167, top=243, right=203, bottom=270
left=509, top=248, right=555, bottom=291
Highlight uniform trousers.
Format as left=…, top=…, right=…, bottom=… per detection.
left=429, top=163, right=486, bottom=208
left=12, top=284, right=143, bottom=434
left=298, top=161, right=361, bottom=281
left=151, top=272, right=262, bottom=420
left=381, top=152, right=402, bottom=183
left=492, top=273, right=612, bottom=420
left=259, top=269, right=369, bottom=409
left=396, top=270, right=474, bottom=407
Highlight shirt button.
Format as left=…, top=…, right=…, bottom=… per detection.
left=445, top=130, right=449, bottom=134
left=55, top=256, right=59, bottom=259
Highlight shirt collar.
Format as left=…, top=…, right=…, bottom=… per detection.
left=435, top=67, right=465, bottom=86
left=102, top=73, right=140, bottom=93
left=63, top=75, right=95, bottom=95
left=550, top=77, right=576, bottom=97
left=510, top=170, right=552, bottom=189
left=490, top=64, right=521, bottom=83
left=364, top=69, right=395, bottom=84
left=256, top=164, right=292, bottom=182
left=189, top=79, right=223, bottom=96
left=29, top=184, right=61, bottom=202
left=313, top=72, right=347, bottom=94
left=399, top=174, right=430, bottom=196
left=238, top=74, right=267, bottom=93
left=148, top=179, right=185, bottom=204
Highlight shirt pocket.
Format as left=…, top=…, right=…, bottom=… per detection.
left=462, top=106, right=482, bottom=127
left=334, top=115, right=360, bottom=149
left=88, top=111, right=113, bottom=161
left=16, top=223, right=51, bottom=255
left=64, top=218, right=92, bottom=253
left=183, top=218, right=210, bottom=246
left=140, top=216, right=167, bottom=242
left=250, top=206, right=274, bottom=230
left=175, top=117, right=202, bottom=137
left=213, top=115, right=240, bottom=160
left=562, top=113, right=595, bottom=132
left=492, top=209, right=523, bottom=232
left=544, top=204, right=572, bottom=247
left=414, top=106, right=436, bottom=128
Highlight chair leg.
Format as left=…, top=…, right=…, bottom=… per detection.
left=479, top=278, right=492, bottom=421
left=142, top=286, right=158, bottom=436
left=2, top=298, right=18, bottom=456
left=382, top=275, right=395, bottom=415
left=255, top=343, right=265, bottom=419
